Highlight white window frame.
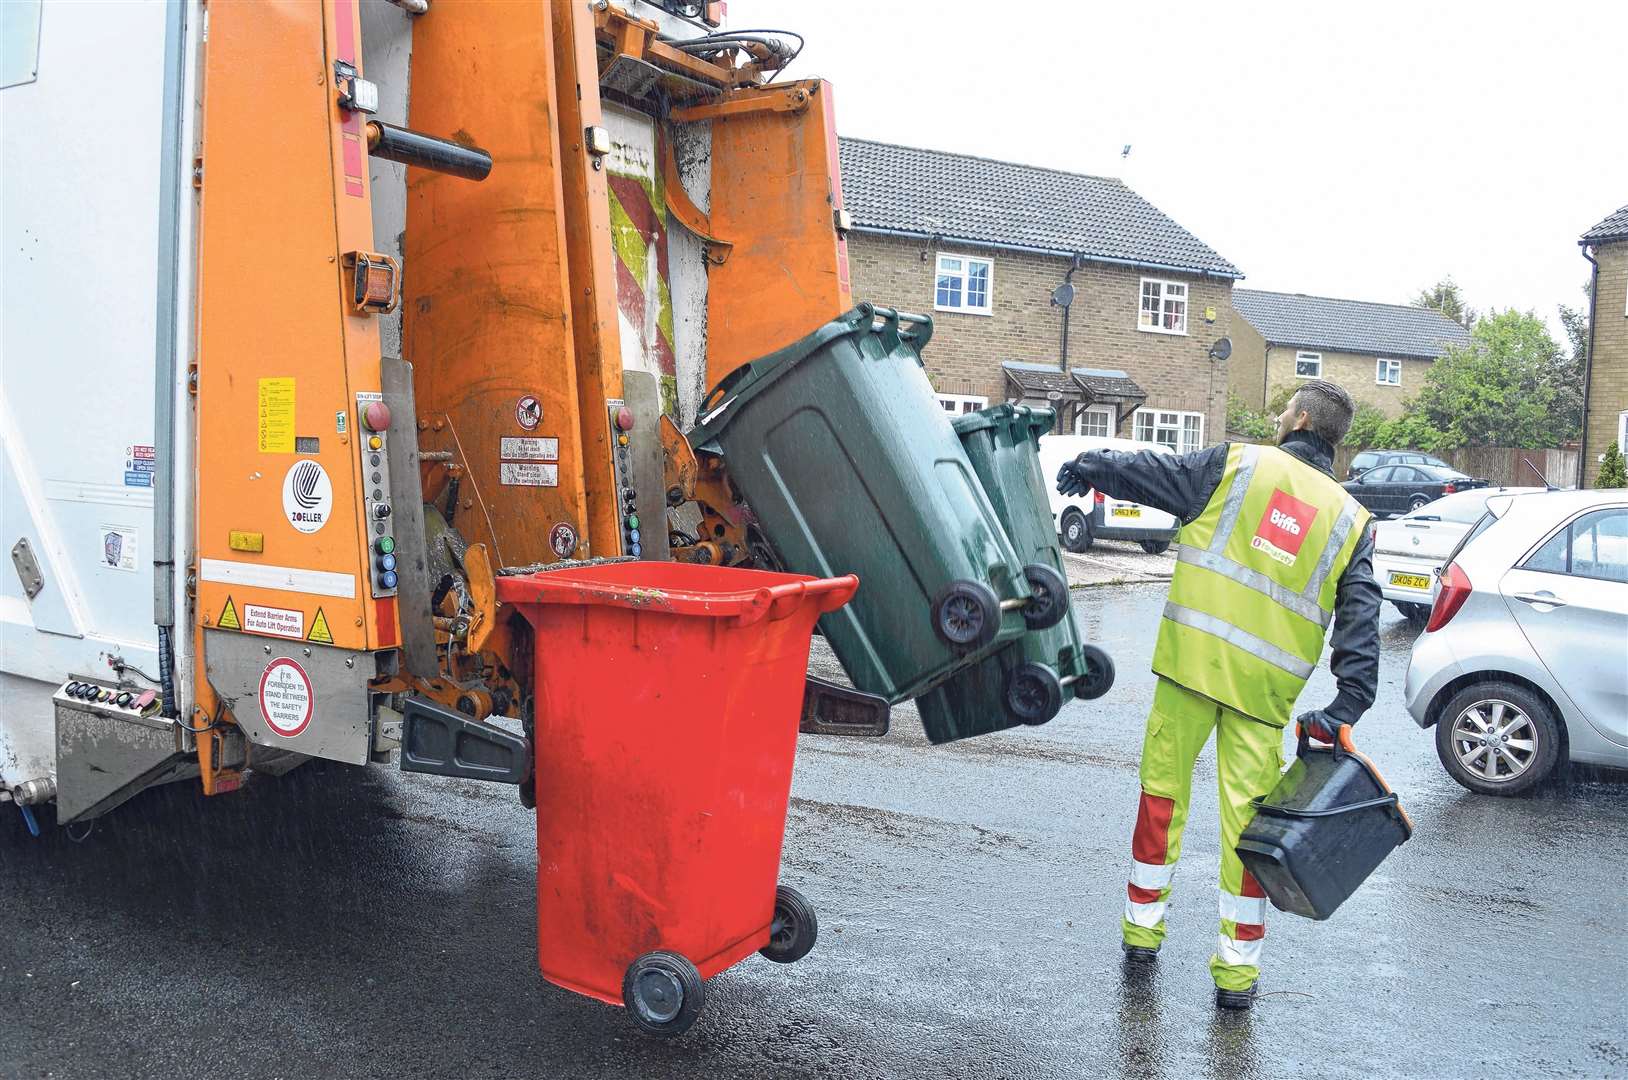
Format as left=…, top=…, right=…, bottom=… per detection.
left=936, top=393, right=988, bottom=416
left=1133, top=408, right=1205, bottom=454
left=934, top=253, right=993, bottom=315
left=1618, top=409, right=1628, bottom=453
left=1376, top=358, right=1402, bottom=386
left=1075, top=405, right=1115, bottom=437
left=1295, top=351, right=1323, bottom=379
left=1137, top=277, right=1189, bottom=335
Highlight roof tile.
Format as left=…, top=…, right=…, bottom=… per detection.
left=1232, top=289, right=1471, bottom=360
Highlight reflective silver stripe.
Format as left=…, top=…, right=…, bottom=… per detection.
left=1216, top=933, right=1263, bottom=967
left=1162, top=601, right=1316, bottom=680
left=1302, top=495, right=1363, bottom=601
left=1130, top=859, right=1176, bottom=890
left=1177, top=546, right=1331, bottom=628
left=1209, top=444, right=1261, bottom=553
left=1219, top=891, right=1269, bottom=926
left=1126, top=898, right=1166, bottom=929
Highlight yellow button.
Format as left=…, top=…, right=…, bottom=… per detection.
left=368, top=435, right=383, bottom=450
left=617, top=433, right=629, bottom=446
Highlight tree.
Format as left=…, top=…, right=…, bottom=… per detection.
left=1343, top=404, right=1388, bottom=447
left=1598, top=441, right=1627, bottom=489
left=1554, top=278, right=1592, bottom=438
left=1413, top=277, right=1478, bottom=329
left=1408, top=309, right=1571, bottom=448
left=1226, top=393, right=1275, bottom=439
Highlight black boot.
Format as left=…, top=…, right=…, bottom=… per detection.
left=1215, top=982, right=1258, bottom=1010
left=1121, top=942, right=1159, bottom=964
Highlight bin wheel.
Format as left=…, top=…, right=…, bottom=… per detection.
left=622, top=951, right=704, bottom=1038
left=1005, top=662, right=1064, bottom=725
left=1074, top=645, right=1116, bottom=700
left=759, top=884, right=818, bottom=964
left=1020, top=564, right=1069, bottom=630
left=931, top=581, right=1000, bottom=649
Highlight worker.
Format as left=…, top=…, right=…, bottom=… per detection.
left=1055, top=380, right=1379, bottom=1010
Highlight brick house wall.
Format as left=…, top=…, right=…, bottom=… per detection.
left=846, top=231, right=1234, bottom=446
left=1230, top=318, right=1435, bottom=419
left=1584, top=238, right=1628, bottom=487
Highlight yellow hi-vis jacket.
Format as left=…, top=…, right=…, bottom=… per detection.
left=1153, top=443, right=1371, bottom=727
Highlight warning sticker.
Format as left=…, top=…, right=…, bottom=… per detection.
left=244, top=604, right=305, bottom=640
left=1251, top=489, right=1320, bottom=567
left=307, top=607, right=334, bottom=644
left=258, top=657, right=314, bottom=738
left=218, top=597, right=241, bottom=630
left=500, top=436, right=559, bottom=462
left=282, top=459, right=333, bottom=533
left=500, top=462, right=558, bottom=487
left=99, top=524, right=138, bottom=572
left=515, top=395, right=542, bottom=431
left=258, top=378, right=296, bottom=454
left=549, top=522, right=578, bottom=559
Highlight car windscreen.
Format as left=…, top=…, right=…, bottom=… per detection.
left=1401, top=489, right=1497, bottom=523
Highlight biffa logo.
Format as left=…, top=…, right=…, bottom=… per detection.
left=1250, top=489, right=1319, bottom=566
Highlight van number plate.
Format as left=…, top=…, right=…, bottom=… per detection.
left=1111, top=506, right=1141, bottom=518
left=1389, top=572, right=1431, bottom=590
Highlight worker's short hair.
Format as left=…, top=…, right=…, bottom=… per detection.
left=1291, top=379, right=1356, bottom=445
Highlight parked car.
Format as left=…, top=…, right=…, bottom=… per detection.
left=1343, top=463, right=1487, bottom=518
left=1373, top=487, right=1543, bottom=622
left=1038, top=434, right=1180, bottom=554
left=1405, top=490, right=1628, bottom=794
left=1346, top=449, right=1453, bottom=481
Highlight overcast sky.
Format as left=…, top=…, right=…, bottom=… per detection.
left=746, top=0, right=1626, bottom=339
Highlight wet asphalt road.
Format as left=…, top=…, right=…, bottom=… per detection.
left=3, top=584, right=1626, bottom=1080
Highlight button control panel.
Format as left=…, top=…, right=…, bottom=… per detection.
left=607, top=398, right=641, bottom=558
left=54, top=679, right=163, bottom=718
left=357, top=392, right=399, bottom=596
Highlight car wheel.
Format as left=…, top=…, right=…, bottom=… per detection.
left=1434, top=681, right=1562, bottom=796
left=1060, top=508, right=1092, bottom=553
left=1138, top=540, right=1170, bottom=555
left=1409, top=494, right=1430, bottom=513
left=1392, top=600, right=1430, bottom=624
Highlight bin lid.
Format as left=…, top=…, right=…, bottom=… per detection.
left=495, top=562, right=857, bottom=624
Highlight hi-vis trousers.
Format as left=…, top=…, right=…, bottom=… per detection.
left=1122, top=677, right=1285, bottom=990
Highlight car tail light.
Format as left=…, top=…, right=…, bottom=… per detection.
left=1425, top=561, right=1472, bottom=632
left=1094, top=491, right=1105, bottom=506
left=1442, top=482, right=1457, bottom=494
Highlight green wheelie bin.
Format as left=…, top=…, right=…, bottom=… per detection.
left=915, top=404, right=1115, bottom=743
left=687, top=303, right=1069, bottom=704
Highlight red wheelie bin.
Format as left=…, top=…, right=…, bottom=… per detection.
left=493, top=561, right=858, bottom=1037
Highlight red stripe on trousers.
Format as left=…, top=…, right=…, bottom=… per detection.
left=1235, top=922, right=1265, bottom=941
left=1127, top=884, right=1162, bottom=904
left=1242, top=870, right=1265, bottom=898
left=1132, top=791, right=1175, bottom=865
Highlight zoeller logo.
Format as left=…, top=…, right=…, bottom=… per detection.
left=1251, top=489, right=1319, bottom=566
left=282, top=460, right=333, bottom=534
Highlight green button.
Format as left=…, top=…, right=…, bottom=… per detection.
left=626, top=514, right=639, bottom=530
left=376, top=536, right=396, bottom=554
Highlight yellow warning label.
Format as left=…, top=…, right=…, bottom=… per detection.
left=307, top=607, right=333, bottom=644
left=257, top=377, right=295, bottom=454
left=217, top=596, right=241, bottom=631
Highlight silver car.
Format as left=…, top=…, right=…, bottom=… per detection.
left=1405, top=490, right=1628, bottom=794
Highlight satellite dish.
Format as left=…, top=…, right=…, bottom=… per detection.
left=1209, top=337, right=1233, bottom=361
left=1050, top=282, right=1075, bottom=308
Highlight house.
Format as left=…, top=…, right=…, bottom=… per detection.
left=1580, top=206, right=1628, bottom=488
left=1229, top=289, right=1471, bottom=418
left=839, top=138, right=1242, bottom=453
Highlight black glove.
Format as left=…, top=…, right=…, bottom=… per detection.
left=1055, top=457, right=1092, bottom=497
left=1296, top=709, right=1347, bottom=745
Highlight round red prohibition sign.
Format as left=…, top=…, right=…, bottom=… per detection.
left=258, top=656, right=315, bottom=738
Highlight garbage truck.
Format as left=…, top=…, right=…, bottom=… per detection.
left=1, top=0, right=1108, bottom=1035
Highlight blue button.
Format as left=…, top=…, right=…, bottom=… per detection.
left=380, top=570, right=398, bottom=589
left=379, top=553, right=397, bottom=572
left=627, top=528, right=641, bottom=545
left=629, top=544, right=642, bottom=558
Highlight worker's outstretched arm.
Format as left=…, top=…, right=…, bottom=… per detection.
left=1055, top=444, right=1229, bottom=524
left=1320, top=531, right=1382, bottom=725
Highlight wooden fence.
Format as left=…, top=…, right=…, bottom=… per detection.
left=1229, top=434, right=1578, bottom=487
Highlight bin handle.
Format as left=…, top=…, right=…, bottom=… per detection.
left=1247, top=792, right=1401, bottom=820
left=734, top=574, right=859, bottom=627
left=699, top=359, right=765, bottom=416
left=1294, top=721, right=1355, bottom=760
left=865, top=304, right=935, bottom=352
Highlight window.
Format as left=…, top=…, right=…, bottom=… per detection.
left=1618, top=410, right=1628, bottom=454
left=1524, top=509, right=1628, bottom=582
left=934, top=254, right=992, bottom=314
left=1133, top=408, right=1204, bottom=453
left=1359, top=467, right=1395, bottom=485
left=1075, top=406, right=1114, bottom=438
left=936, top=393, right=988, bottom=415
left=1376, top=358, right=1402, bottom=386
left=1138, top=278, right=1188, bottom=334
left=1295, top=351, right=1322, bottom=379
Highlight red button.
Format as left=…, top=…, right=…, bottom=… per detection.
left=615, top=406, right=634, bottom=432
left=364, top=400, right=392, bottom=432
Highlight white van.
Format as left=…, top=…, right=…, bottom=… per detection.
left=1037, top=435, right=1182, bottom=554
